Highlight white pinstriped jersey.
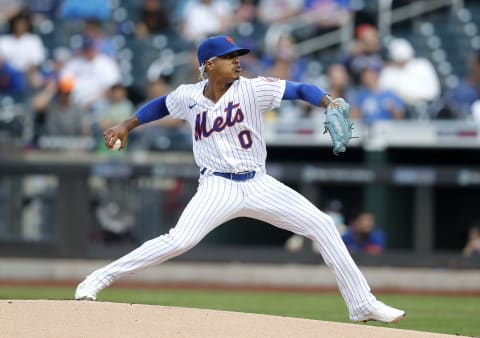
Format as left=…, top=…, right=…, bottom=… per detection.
left=166, top=76, right=286, bottom=172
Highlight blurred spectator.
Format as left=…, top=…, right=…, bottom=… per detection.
left=300, top=0, right=352, bottom=37
left=180, top=0, right=233, bottom=42
left=463, top=224, right=480, bottom=257
left=0, top=9, right=46, bottom=88
left=351, top=65, right=405, bottom=125
left=95, top=83, right=135, bottom=134
left=145, top=77, right=169, bottom=101
left=327, top=63, right=355, bottom=103
left=441, top=51, right=480, bottom=120
left=83, top=19, right=117, bottom=59
left=263, top=33, right=308, bottom=120
left=257, top=0, right=303, bottom=24
left=263, top=34, right=306, bottom=81
left=60, top=36, right=121, bottom=111
left=342, top=210, right=385, bottom=255
left=28, top=0, right=59, bottom=30
left=379, top=38, right=440, bottom=118
left=171, top=0, right=193, bottom=25
left=32, top=75, right=88, bottom=138
left=60, top=0, right=110, bottom=21
left=0, top=56, right=26, bottom=99
left=148, top=49, right=196, bottom=87
left=135, top=0, right=170, bottom=39
left=342, top=24, right=386, bottom=85
left=232, top=0, right=260, bottom=27
left=0, top=0, right=22, bottom=25
left=226, top=0, right=266, bottom=74
left=130, top=77, right=191, bottom=151
left=38, top=46, right=72, bottom=88
left=29, top=0, right=59, bottom=17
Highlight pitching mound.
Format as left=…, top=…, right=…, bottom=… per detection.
left=0, top=300, right=457, bottom=338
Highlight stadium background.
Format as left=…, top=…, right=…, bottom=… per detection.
left=0, top=0, right=480, bottom=281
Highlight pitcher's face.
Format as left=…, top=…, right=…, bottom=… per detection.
left=206, top=52, right=243, bottom=81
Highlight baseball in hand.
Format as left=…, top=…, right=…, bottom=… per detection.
left=112, top=139, right=122, bottom=151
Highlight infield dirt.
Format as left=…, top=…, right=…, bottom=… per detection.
left=0, top=300, right=462, bottom=338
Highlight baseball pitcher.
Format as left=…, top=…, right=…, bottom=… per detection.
left=75, top=35, right=405, bottom=323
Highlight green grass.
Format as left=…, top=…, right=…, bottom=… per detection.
left=0, top=286, right=478, bottom=337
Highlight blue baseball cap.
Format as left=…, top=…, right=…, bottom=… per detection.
left=197, top=35, right=250, bottom=65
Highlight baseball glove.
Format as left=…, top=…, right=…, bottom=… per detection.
left=323, top=98, right=354, bottom=155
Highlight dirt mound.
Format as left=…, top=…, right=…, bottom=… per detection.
left=0, top=300, right=457, bottom=337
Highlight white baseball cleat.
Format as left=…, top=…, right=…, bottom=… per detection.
left=75, top=280, right=98, bottom=301
left=356, top=301, right=405, bottom=323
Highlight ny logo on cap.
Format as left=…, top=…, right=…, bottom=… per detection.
left=225, top=36, right=234, bottom=44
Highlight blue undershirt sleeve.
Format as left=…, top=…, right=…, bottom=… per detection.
left=135, top=95, right=170, bottom=124
left=282, top=80, right=328, bottom=106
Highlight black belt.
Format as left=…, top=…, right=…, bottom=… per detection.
left=201, top=168, right=256, bottom=181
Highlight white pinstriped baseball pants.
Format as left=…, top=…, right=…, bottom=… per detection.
left=85, top=172, right=377, bottom=320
